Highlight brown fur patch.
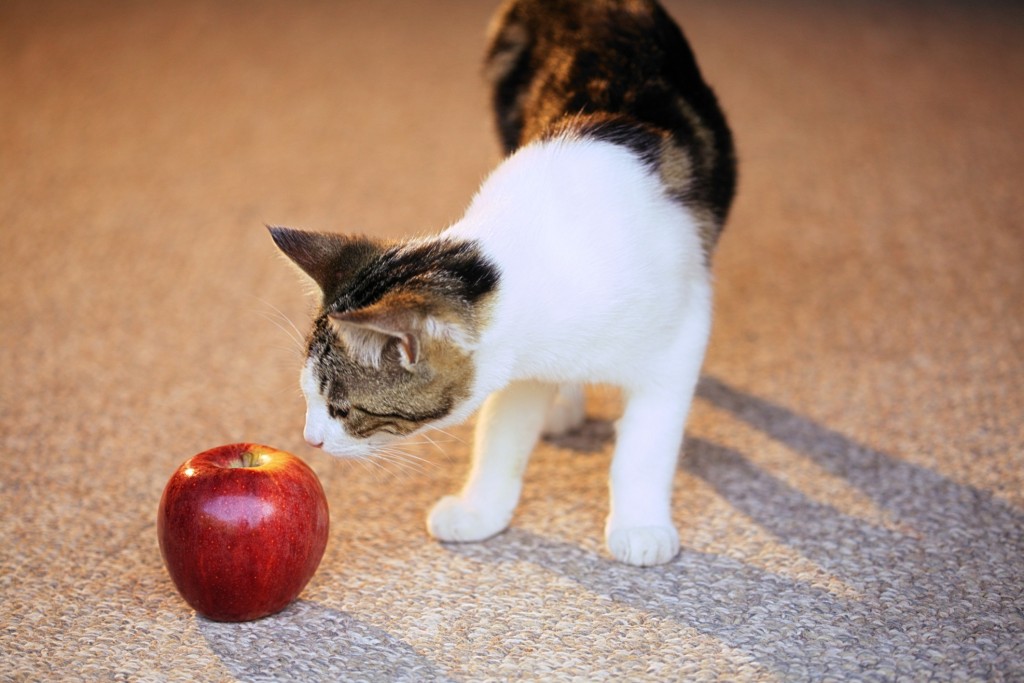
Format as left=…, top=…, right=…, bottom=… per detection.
left=279, top=230, right=499, bottom=440
left=307, top=284, right=496, bottom=439
left=656, top=137, right=720, bottom=259
left=485, top=0, right=736, bottom=250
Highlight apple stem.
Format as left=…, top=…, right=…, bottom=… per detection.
left=233, top=451, right=264, bottom=468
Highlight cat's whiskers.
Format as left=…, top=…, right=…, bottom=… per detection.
left=266, top=344, right=305, bottom=363
left=364, top=453, right=394, bottom=477
left=369, top=442, right=439, bottom=478
left=366, top=451, right=422, bottom=478
left=253, top=297, right=306, bottom=356
left=352, top=450, right=388, bottom=483
left=418, top=431, right=455, bottom=464
left=266, top=298, right=306, bottom=345
left=428, top=427, right=467, bottom=446
left=257, top=317, right=305, bottom=359
left=392, top=437, right=459, bottom=448
left=379, top=447, right=433, bottom=471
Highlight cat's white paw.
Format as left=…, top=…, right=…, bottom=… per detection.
left=542, top=385, right=586, bottom=437
left=427, top=495, right=512, bottom=543
left=606, top=525, right=680, bottom=566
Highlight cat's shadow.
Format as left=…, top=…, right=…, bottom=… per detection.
left=542, top=416, right=616, bottom=452
left=445, top=375, right=1024, bottom=678
left=197, top=600, right=454, bottom=683
left=198, top=377, right=1023, bottom=679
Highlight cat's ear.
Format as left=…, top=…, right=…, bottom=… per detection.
left=328, top=291, right=429, bottom=369
left=268, top=226, right=381, bottom=296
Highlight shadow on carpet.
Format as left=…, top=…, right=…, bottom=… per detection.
left=450, top=377, right=1024, bottom=679
left=201, top=378, right=1023, bottom=680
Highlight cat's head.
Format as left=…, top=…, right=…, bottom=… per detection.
left=269, top=227, right=498, bottom=457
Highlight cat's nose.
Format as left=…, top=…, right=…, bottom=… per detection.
left=304, top=414, right=326, bottom=449
left=304, top=424, right=324, bottom=449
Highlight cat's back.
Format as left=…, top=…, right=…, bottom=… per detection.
left=486, top=0, right=736, bottom=242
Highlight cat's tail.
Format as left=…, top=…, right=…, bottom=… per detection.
left=484, top=0, right=535, bottom=155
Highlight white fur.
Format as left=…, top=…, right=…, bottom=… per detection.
left=330, top=323, right=393, bottom=370
left=306, top=137, right=714, bottom=566
left=302, top=359, right=370, bottom=457
left=429, top=137, right=713, bottom=566
left=301, top=359, right=422, bottom=456
left=428, top=380, right=557, bottom=542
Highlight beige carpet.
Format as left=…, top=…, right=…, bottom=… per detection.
left=2, top=0, right=1023, bottom=680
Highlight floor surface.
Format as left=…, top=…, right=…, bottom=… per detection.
left=2, top=1, right=1023, bottom=680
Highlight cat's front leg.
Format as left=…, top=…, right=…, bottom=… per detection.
left=604, top=386, right=690, bottom=566
left=427, top=380, right=557, bottom=543
left=605, top=293, right=711, bottom=566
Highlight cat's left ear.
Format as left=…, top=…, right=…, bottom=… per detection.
left=268, top=226, right=381, bottom=299
left=328, top=292, right=430, bottom=370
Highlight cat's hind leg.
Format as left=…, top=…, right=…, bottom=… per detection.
left=427, top=380, right=557, bottom=543
left=541, top=383, right=586, bottom=437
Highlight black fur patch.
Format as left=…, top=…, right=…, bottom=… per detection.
left=326, top=240, right=500, bottom=315
left=487, top=0, right=736, bottom=230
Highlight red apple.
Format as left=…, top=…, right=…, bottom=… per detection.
left=157, top=443, right=329, bottom=622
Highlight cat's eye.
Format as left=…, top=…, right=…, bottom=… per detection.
left=327, top=404, right=350, bottom=419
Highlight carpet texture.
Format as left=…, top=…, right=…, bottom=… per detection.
left=2, top=1, right=1023, bottom=680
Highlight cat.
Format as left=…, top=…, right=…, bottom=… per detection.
left=270, top=0, right=735, bottom=566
